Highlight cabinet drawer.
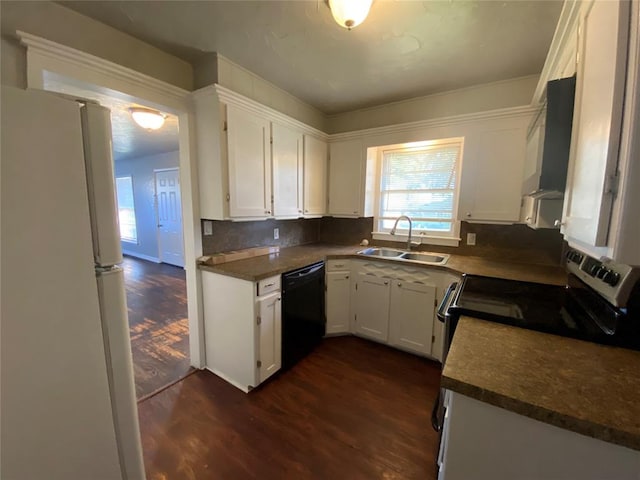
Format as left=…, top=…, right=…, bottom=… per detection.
left=326, top=259, right=351, bottom=272
left=257, top=275, right=281, bottom=297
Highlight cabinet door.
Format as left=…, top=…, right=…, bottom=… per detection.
left=272, top=122, right=303, bottom=217
left=353, top=273, right=390, bottom=342
left=562, top=0, right=629, bottom=246
left=389, top=281, right=436, bottom=356
left=227, top=105, right=271, bottom=218
left=303, top=135, right=327, bottom=216
left=326, top=271, right=351, bottom=335
left=257, top=291, right=282, bottom=384
left=328, top=139, right=364, bottom=216
left=459, top=126, right=527, bottom=222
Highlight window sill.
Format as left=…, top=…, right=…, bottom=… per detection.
left=372, top=232, right=460, bottom=247
left=121, top=239, right=138, bottom=245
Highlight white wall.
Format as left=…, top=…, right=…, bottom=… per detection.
left=327, top=75, right=539, bottom=133
left=0, top=1, right=192, bottom=90
left=115, top=150, right=179, bottom=262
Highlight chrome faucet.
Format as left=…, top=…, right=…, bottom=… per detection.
left=390, top=215, right=413, bottom=250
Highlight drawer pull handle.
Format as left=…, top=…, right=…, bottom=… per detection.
left=345, top=275, right=349, bottom=279
left=264, top=282, right=275, bottom=287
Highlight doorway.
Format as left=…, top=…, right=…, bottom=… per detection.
left=39, top=73, right=193, bottom=400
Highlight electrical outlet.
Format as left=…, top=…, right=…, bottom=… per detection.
left=203, top=220, right=213, bottom=236
left=467, top=233, right=476, bottom=246
left=274, top=228, right=279, bottom=240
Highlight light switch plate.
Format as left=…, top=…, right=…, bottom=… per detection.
left=203, top=220, right=213, bottom=236
left=274, top=228, right=279, bottom=240
left=467, top=233, right=476, bottom=246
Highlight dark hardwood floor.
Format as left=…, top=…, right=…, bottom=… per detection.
left=122, top=256, right=192, bottom=400
left=137, top=336, right=442, bottom=480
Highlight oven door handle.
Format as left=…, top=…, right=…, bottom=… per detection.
left=437, top=282, right=458, bottom=322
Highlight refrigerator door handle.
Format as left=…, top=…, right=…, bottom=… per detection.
left=81, top=103, right=122, bottom=267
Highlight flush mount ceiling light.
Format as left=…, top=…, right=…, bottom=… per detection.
left=328, top=0, right=373, bottom=30
left=129, top=107, right=166, bottom=130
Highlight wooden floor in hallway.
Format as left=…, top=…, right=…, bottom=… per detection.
left=137, top=336, right=442, bottom=480
left=122, top=255, right=192, bottom=400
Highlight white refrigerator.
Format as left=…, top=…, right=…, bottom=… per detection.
left=1, top=86, right=145, bottom=479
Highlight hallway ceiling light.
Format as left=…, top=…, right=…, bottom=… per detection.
left=328, top=0, right=372, bottom=30
left=129, top=107, right=166, bottom=130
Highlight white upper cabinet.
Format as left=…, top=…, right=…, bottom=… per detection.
left=227, top=105, right=272, bottom=218
left=561, top=0, right=629, bottom=247
left=272, top=122, right=303, bottom=218
left=328, top=138, right=375, bottom=217
left=457, top=114, right=530, bottom=223
left=303, top=135, right=328, bottom=216
left=192, top=85, right=328, bottom=221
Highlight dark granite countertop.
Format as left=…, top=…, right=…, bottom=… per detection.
left=198, top=243, right=567, bottom=285
left=442, top=316, right=640, bottom=451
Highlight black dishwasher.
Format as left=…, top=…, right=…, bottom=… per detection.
left=281, top=261, right=325, bottom=370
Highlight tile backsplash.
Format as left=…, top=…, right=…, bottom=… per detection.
left=201, top=218, right=320, bottom=254
left=202, top=217, right=564, bottom=265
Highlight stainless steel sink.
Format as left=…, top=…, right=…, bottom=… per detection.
left=400, top=252, right=449, bottom=264
left=357, top=247, right=405, bottom=258
left=357, top=247, right=450, bottom=265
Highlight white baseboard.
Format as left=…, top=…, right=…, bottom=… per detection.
left=122, top=249, right=160, bottom=263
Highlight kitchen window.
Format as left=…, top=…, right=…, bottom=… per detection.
left=374, top=138, right=463, bottom=246
left=115, top=176, right=138, bottom=243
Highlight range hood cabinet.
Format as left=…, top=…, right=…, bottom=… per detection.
left=523, top=75, right=577, bottom=195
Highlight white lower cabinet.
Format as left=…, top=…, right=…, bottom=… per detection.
left=201, top=271, right=281, bottom=392
left=325, top=270, right=352, bottom=335
left=256, top=290, right=282, bottom=384
left=346, top=260, right=457, bottom=361
left=389, top=280, right=436, bottom=356
left=439, top=391, right=640, bottom=480
left=353, top=273, right=391, bottom=342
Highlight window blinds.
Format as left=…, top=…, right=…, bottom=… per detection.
left=379, top=143, right=461, bottom=233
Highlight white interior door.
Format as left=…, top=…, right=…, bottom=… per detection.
left=155, top=168, right=184, bottom=267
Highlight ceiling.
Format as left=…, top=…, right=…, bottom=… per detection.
left=59, top=0, right=563, bottom=114
left=43, top=71, right=180, bottom=162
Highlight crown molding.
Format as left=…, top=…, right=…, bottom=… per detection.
left=192, top=84, right=329, bottom=140
left=531, top=0, right=583, bottom=104
left=17, top=31, right=189, bottom=110
left=193, top=83, right=536, bottom=143
left=328, top=104, right=538, bottom=142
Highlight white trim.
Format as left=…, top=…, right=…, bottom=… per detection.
left=122, top=250, right=161, bottom=263
left=18, top=32, right=205, bottom=370
left=329, top=105, right=538, bottom=142
left=192, top=84, right=329, bottom=141
left=18, top=31, right=189, bottom=112
left=531, top=0, right=583, bottom=104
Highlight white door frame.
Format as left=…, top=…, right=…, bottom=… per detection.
left=154, top=167, right=184, bottom=267
left=17, top=31, right=205, bottom=369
